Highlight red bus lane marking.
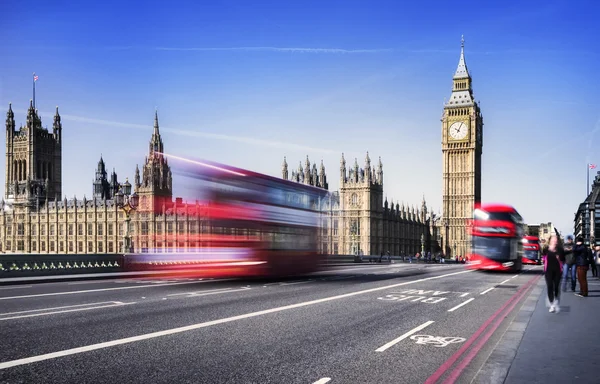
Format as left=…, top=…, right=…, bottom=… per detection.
left=425, top=274, right=541, bottom=384
left=441, top=275, right=541, bottom=383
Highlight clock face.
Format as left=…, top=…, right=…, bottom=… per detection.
left=449, top=122, right=468, bottom=140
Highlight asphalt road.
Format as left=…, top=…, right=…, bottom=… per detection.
left=0, top=263, right=542, bottom=384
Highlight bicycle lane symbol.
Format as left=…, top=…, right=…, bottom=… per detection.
left=410, top=335, right=466, bottom=348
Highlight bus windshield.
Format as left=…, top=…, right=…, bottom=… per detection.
left=523, top=250, right=539, bottom=260
left=472, top=237, right=520, bottom=261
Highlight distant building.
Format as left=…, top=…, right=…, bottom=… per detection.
left=524, top=224, right=540, bottom=237
left=524, top=223, right=555, bottom=244
left=574, top=171, right=600, bottom=246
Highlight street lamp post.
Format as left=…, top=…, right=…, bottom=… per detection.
left=115, top=178, right=139, bottom=254
left=420, top=233, right=425, bottom=256
left=444, top=219, right=449, bottom=257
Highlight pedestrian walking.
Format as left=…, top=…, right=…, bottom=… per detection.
left=543, top=235, right=563, bottom=313
left=562, top=235, right=576, bottom=292
left=573, top=237, right=589, bottom=297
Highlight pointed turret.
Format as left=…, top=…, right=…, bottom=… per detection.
left=53, top=106, right=62, bottom=141
left=282, top=157, right=288, bottom=180
left=149, top=109, right=164, bottom=156
left=447, top=35, right=474, bottom=106
left=365, top=152, right=372, bottom=182
left=134, top=164, right=141, bottom=188
left=453, top=35, right=470, bottom=80
left=376, top=157, right=383, bottom=185
left=340, top=153, right=346, bottom=184
left=5, top=103, right=15, bottom=135
left=318, top=160, right=328, bottom=189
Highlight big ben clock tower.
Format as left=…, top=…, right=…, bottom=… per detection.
left=441, top=36, right=483, bottom=257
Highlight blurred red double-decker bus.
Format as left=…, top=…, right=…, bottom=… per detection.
left=124, top=153, right=329, bottom=278
left=467, top=203, right=525, bottom=272
left=521, top=235, right=541, bottom=265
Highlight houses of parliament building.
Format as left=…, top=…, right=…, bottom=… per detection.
left=0, top=100, right=437, bottom=257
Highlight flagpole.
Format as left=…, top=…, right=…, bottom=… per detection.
left=32, top=72, right=36, bottom=109
left=588, top=163, right=590, bottom=197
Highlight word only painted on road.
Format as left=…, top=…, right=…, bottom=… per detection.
left=377, top=289, right=450, bottom=304
left=410, top=335, right=466, bottom=348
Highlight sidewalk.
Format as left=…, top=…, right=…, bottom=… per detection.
left=476, top=274, right=600, bottom=383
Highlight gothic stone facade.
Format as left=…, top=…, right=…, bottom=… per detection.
left=0, top=105, right=208, bottom=254
left=441, top=37, right=484, bottom=257
left=283, top=154, right=439, bottom=256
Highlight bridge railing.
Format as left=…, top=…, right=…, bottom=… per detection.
left=0, top=253, right=124, bottom=277
left=0, top=253, right=450, bottom=278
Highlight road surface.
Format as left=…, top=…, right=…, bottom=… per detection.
left=0, top=263, right=541, bottom=383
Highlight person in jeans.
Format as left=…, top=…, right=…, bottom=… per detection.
left=562, top=235, right=576, bottom=291
left=543, top=235, right=564, bottom=313
left=573, top=236, right=589, bottom=297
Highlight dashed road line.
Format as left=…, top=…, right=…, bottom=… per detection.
left=312, top=378, right=331, bottom=384
left=0, top=301, right=135, bottom=321
left=448, top=298, right=475, bottom=312
left=480, top=287, right=494, bottom=295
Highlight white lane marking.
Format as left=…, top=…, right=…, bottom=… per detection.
left=0, top=301, right=124, bottom=316
left=0, top=269, right=473, bottom=370
left=375, top=320, right=435, bottom=352
left=448, top=298, right=475, bottom=312
left=167, top=288, right=233, bottom=297
left=480, top=287, right=494, bottom=295
left=0, top=302, right=135, bottom=321
left=175, top=287, right=251, bottom=298
left=460, top=293, right=470, bottom=297
left=68, top=280, right=122, bottom=286
left=0, top=279, right=232, bottom=301
left=280, top=280, right=314, bottom=286
left=499, top=279, right=511, bottom=284
left=0, top=285, right=33, bottom=290
left=313, top=378, right=332, bottom=384
left=320, top=265, right=410, bottom=274
left=511, top=275, right=519, bottom=279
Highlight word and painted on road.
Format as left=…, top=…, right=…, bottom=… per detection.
left=410, top=334, right=466, bottom=348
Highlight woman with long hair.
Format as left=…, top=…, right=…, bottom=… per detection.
left=543, top=235, right=564, bottom=313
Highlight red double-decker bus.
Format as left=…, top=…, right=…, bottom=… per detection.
left=467, top=203, right=525, bottom=272
left=522, top=235, right=541, bottom=265
left=124, top=153, right=329, bottom=278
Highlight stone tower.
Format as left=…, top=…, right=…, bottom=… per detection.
left=441, top=36, right=484, bottom=257
left=339, top=152, right=384, bottom=255
left=134, top=110, right=173, bottom=212
left=5, top=101, right=62, bottom=206
left=93, top=155, right=119, bottom=200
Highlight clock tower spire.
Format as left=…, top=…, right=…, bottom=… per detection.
left=441, top=36, right=484, bottom=258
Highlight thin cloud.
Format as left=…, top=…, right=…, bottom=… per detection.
left=153, top=46, right=394, bottom=54
left=21, top=110, right=337, bottom=155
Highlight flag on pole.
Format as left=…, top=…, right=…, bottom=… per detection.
left=590, top=164, right=597, bottom=169
left=33, top=75, right=39, bottom=82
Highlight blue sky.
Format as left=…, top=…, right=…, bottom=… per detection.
left=1, top=0, right=599, bottom=235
